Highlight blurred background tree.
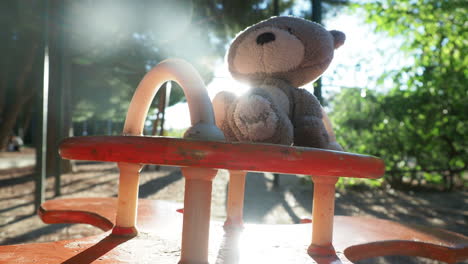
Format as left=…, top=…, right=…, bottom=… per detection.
left=0, top=1, right=43, bottom=151
left=0, top=0, right=301, bottom=150
left=331, top=0, right=467, bottom=190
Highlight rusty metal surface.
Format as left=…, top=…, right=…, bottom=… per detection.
left=59, top=136, right=385, bottom=179
left=1, top=198, right=466, bottom=263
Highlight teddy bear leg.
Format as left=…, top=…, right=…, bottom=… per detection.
left=320, top=108, right=343, bottom=151
left=228, top=93, right=293, bottom=145
left=294, top=116, right=330, bottom=149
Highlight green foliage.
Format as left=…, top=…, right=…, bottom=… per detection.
left=332, top=0, right=467, bottom=189
left=164, top=128, right=187, bottom=138
left=337, top=176, right=384, bottom=190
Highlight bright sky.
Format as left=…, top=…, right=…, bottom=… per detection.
left=164, top=11, right=409, bottom=130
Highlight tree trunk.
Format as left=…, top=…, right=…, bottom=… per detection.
left=0, top=13, right=13, bottom=117
left=446, top=171, right=454, bottom=191
left=0, top=97, right=31, bottom=150
left=0, top=44, right=38, bottom=150
left=45, top=0, right=75, bottom=195
left=0, top=71, right=7, bottom=117
left=21, top=95, right=36, bottom=140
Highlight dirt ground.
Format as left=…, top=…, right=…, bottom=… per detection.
left=0, top=152, right=467, bottom=263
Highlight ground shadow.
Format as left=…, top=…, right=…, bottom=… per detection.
left=62, top=177, right=117, bottom=196
left=60, top=171, right=116, bottom=188
left=241, top=172, right=284, bottom=223
left=0, top=172, right=34, bottom=187
left=283, top=176, right=468, bottom=236
left=139, top=169, right=182, bottom=198
left=333, top=187, right=468, bottom=235
left=1, top=223, right=70, bottom=245
left=237, top=172, right=310, bottom=223
left=0, top=201, right=32, bottom=215
left=0, top=213, right=34, bottom=229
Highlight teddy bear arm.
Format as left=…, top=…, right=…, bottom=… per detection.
left=292, top=88, right=323, bottom=117
left=292, top=95, right=343, bottom=150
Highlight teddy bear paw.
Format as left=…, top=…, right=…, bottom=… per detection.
left=232, top=95, right=279, bottom=141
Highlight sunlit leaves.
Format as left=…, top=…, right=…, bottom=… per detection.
left=332, top=0, right=466, bottom=189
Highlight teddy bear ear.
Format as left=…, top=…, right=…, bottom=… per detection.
left=329, top=30, right=346, bottom=49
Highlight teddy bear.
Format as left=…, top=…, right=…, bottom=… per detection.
left=212, top=16, right=344, bottom=151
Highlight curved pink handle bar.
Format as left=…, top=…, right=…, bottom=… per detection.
left=122, top=59, right=223, bottom=141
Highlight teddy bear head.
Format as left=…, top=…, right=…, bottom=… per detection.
left=227, top=16, right=345, bottom=87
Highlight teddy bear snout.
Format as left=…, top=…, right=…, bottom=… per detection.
left=256, top=32, right=275, bottom=45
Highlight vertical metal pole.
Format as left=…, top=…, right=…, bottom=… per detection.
left=308, top=176, right=338, bottom=257
left=225, top=170, right=247, bottom=228
left=312, top=0, right=322, bottom=24
left=112, top=162, right=141, bottom=236
left=273, top=0, right=279, bottom=16
left=311, top=0, right=323, bottom=104
left=179, top=168, right=217, bottom=264
left=35, top=0, right=49, bottom=211
left=54, top=0, right=65, bottom=196
left=272, top=0, right=281, bottom=188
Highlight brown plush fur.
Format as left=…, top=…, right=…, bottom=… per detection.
left=213, top=16, right=345, bottom=150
